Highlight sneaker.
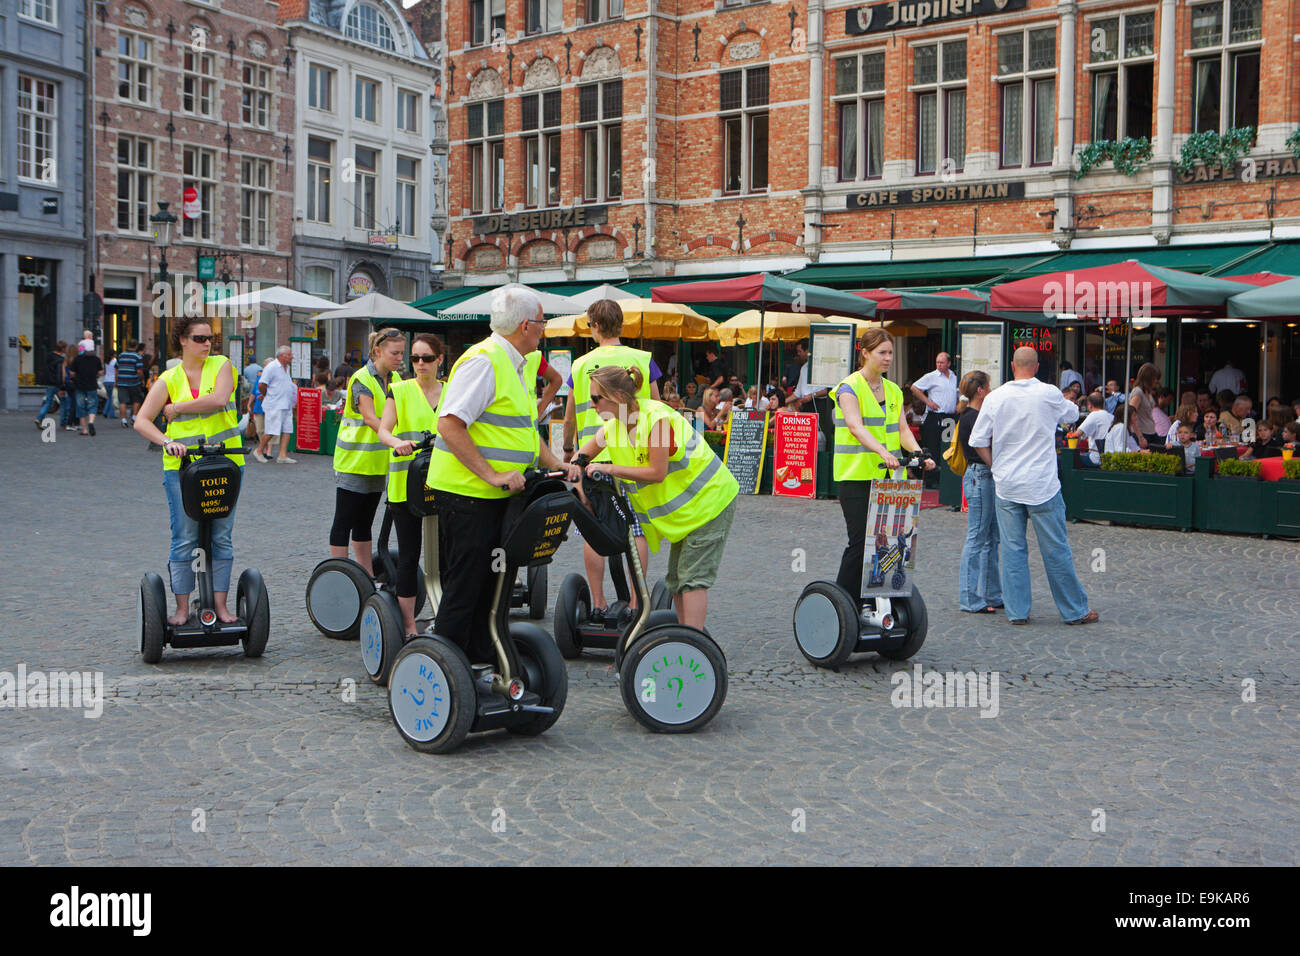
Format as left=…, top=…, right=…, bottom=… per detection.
left=88, top=423, right=96, bottom=436
left=253, top=451, right=269, bottom=463
left=33, top=418, right=42, bottom=428
left=64, top=425, right=77, bottom=432
left=121, top=419, right=129, bottom=428
left=587, top=606, right=608, bottom=626
left=275, top=456, right=297, bottom=464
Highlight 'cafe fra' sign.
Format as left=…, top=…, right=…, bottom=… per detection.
left=847, top=0, right=1027, bottom=35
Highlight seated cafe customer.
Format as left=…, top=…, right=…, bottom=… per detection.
left=1198, top=409, right=1222, bottom=444
left=1076, top=392, right=1112, bottom=467
left=1167, top=403, right=1198, bottom=446
left=1173, top=423, right=1201, bottom=469
left=1244, top=419, right=1282, bottom=459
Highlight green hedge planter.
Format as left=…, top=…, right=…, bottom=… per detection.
left=938, top=454, right=963, bottom=509
left=1193, top=457, right=1269, bottom=535
left=1059, top=450, right=1194, bottom=530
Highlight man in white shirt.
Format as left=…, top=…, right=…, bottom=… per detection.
left=1076, top=392, right=1112, bottom=466
left=785, top=338, right=833, bottom=452
left=256, top=345, right=298, bottom=463
left=1058, top=361, right=1083, bottom=393
left=968, top=347, right=1097, bottom=626
left=1208, top=361, right=1247, bottom=398
left=911, top=352, right=959, bottom=487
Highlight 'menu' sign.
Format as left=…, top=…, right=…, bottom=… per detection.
left=846, top=0, right=1027, bottom=35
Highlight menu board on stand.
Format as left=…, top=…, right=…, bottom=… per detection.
left=296, top=387, right=322, bottom=452
left=772, top=412, right=818, bottom=498
left=723, top=408, right=769, bottom=494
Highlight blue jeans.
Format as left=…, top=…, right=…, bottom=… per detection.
left=61, top=385, right=76, bottom=426
left=162, top=467, right=241, bottom=595
left=74, top=389, right=98, bottom=419
left=958, top=463, right=1002, bottom=611
left=993, top=490, right=1090, bottom=622
left=101, top=385, right=116, bottom=417
left=36, top=386, right=60, bottom=420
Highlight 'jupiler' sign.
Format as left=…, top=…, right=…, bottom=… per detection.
left=847, top=0, right=1027, bottom=35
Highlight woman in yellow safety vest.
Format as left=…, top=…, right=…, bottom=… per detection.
left=377, top=332, right=444, bottom=638
left=330, top=327, right=405, bottom=575
left=134, top=317, right=244, bottom=626
left=832, top=327, right=934, bottom=595
left=573, top=364, right=738, bottom=630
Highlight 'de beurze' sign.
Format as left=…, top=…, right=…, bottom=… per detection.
left=846, top=0, right=1027, bottom=35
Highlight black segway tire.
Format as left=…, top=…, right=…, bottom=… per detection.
left=527, top=565, right=547, bottom=620
left=305, top=558, right=374, bottom=640
left=139, top=572, right=167, bottom=664
left=793, top=580, right=860, bottom=669
left=360, top=590, right=405, bottom=685
left=506, top=622, right=568, bottom=737
left=650, top=578, right=673, bottom=611
left=620, top=627, right=727, bottom=733
left=238, top=569, right=270, bottom=659
left=553, top=573, right=590, bottom=659
left=878, top=585, right=929, bottom=661
left=387, top=637, right=476, bottom=754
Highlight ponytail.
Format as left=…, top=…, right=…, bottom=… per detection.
left=589, top=363, right=643, bottom=408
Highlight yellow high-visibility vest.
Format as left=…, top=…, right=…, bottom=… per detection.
left=386, top=378, right=441, bottom=503
left=334, top=363, right=400, bottom=477
left=161, top=356, right=243, bottom=471
left=571, top=343, right=652, bottom=462
left=832, top=372, right=903, bottom=481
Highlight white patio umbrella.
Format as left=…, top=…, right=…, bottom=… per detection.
left=208, top=285, right=342, bottom=312
left=315, top=292, right=434, bottom=323
left=566, top=283, right=633, bottom=309
left=440, top=282, right=581, bottom=317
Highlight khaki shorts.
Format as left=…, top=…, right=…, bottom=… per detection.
left=664, top=499, right=735, bottom=594
left=253, top=413, right=265, bottom=436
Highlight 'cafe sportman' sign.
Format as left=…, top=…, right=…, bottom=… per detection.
left=847, top=0, right=1027, bottom=35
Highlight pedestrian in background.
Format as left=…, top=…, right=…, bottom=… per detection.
left=35, top=340, right=67, bottom=427
left=910, top=352, right=959, bottom=488
left=61, top=348, right=78, bottom=430
left=101, top=351, right=117, bottom=420
left=256, top=346, right=298, bottom=464
left=71, top=344, right=103, bottom=436
left=956, top=370, right=1002, bottom=615
left=968, top=346, right=1097, bottom=626
left=115, top=341, right=144, bottom=426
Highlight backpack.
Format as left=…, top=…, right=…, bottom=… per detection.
left=942, top=425, right=968, bottom=477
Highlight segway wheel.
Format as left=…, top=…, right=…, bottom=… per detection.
left=891, top=567, right=906, bottom=590
left=878, top=585, right=929, bottom=661
left=388, top=637, right=475, bottom=754
left=305, top=558, right=374, bottom=640
left=553, top=573, right=590, bottom=659
left=614, top=608, right=679, bottom=673
left=620, top=627, right=727, bottom=733
left=360, top=591, right=404, bottom=685
left=506, top=622, right=568, bottom=737
left=238, top=569, right=270, bottom=659
left=526, top=565, right=547, bottom=620
left=650, top=578, right=673, bottom=612
left=793, top=581, right=860, bottom=669
left=139, top=573, right=167, bottom=664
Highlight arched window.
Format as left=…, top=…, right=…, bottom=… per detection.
left=344, top=3, right=396, bottom=52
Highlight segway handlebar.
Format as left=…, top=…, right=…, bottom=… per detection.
left=392, top=430, right=437, bottom=456
left=188, top=442, right=255, bottom=458
left=878, top=449, right=934, bottom=475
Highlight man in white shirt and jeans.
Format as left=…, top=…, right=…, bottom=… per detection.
left=968, top=347, right=1098, bottom=626
left=911, top=352, right=959, bottom=487
left=256, top=345, right=298, bottom=464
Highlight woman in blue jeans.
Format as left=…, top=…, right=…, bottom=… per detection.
left=134, top=317, right=243, bottom=626
left=956, top=370, right=1003, bottom=614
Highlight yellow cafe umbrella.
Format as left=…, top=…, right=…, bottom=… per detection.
left=716, top=310, right=874, bottom=347
left=545, top=298, right=719, bottom=341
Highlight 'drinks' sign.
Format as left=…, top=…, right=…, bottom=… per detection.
left=847, top=0, right=1027, bottom=35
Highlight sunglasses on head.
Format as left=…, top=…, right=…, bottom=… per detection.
left=411, top=354, right=439, bottom=363
left=376, top=329, right=402, bottom=343
left=188, top=334, right=213, bottom=344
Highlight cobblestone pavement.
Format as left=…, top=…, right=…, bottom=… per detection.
left=1, top=415, right=1296, bottom=865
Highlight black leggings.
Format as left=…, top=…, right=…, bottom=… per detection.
left=388, top=503, right=423, bottom=599
left=329, top=488, right=381, bottom=547
left=836, top=479, right=873, bottom=597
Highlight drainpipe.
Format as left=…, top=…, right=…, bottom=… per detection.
left=644, top=0, right=657, bottom=265
left=803, top=0, right=824, bottom=260
left=1053, top=0, right=1076, bottom=242
left=1151, top=0, right=1177, bottom=243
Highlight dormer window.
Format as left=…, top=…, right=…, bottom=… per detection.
left=345, top=3, right=397, bottom=52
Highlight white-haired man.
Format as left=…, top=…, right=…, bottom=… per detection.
left=256, top=345, right=297, bottom=463
left=427, top=287, right=581, bottom=660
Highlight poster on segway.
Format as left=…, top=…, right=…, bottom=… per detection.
left=862, top=478, right=922, bottom=598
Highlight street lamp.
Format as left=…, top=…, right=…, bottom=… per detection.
left=150, top=201, right=178, bottom=353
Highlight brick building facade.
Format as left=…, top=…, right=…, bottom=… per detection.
left=90, top=0, right=295, bottom=363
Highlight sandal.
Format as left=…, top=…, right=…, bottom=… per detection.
left=962, top=606, right=998, bottom=614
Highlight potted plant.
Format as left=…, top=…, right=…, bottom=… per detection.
left=1059, top=449, right=1192, bottom=530
left=1194, top=456, right=1266, bottom=535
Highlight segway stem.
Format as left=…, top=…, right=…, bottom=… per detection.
left=616, top=521, right=653, bottom=656
left=487, top=566, right=523, bottom=682
left=421, top=514, right=441, bottom=614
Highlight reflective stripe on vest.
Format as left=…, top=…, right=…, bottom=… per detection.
left=832, top=374, right=903, bottom=482
left=333, top=364, right=399, bottom=476
left=571, top=344, right=652, bottom=461
left=427, top=338, right=540, bottom=499
left=603, top=399, right=738, bottom=551
left=386, top=378, right=441, bottom=503
left=162, top=356, right=244, bottom=471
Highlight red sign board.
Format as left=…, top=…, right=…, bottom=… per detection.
left=296, top=388, right=321, bottom=452
left=182, top=186, right=200, bottom=220
left=772, top=412, right=818, bottom=499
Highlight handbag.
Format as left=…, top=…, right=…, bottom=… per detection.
left=942, top=426, right=968, bottom=477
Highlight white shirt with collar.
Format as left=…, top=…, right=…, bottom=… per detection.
left=438, top=332, right=531, bottom=428
left=913, top=367, right=959, bottom=419
left=968, top=376, right=1079, bottom=506
left=260, top=359, right=297, bottom=413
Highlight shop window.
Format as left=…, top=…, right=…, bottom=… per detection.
left=834, top=52, right=885, bottom=181
left=997, top=28, right=1056, bottom=168
left=913, top=39, right=965, bottom=174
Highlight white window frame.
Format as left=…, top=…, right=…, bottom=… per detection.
left=18, top=0, right=56, bottom=27
left=239, top=158, right=272, bottom=248
left=306, top=136, right=333, bottom=225
left=182, top=146, right=217, bottom=241
left=305, top=266, right=335, bottom=299
left=578, top=80, right=622, bottom=202
left=1188, top=0, right=1262, bottom=135
left=344, top=3, right=397, bottom=52
left=469, top=0, right=506, bottom=49
left=117, top=32, right=153, bottom=106
left=911, top=38, right=966, bottom=175
left=241, top=62, right=272, bottom=129
left=308, top=63, right=335, bottom=112
left=396, top=88, right=420, bottom=134
left=353, top=146, right=379, bottom=230
left=182, top=50, right=216, bottom=118
left=17, top=74, right=57, bottom=184
left=115, top=135, right=153, bottom=234
left=527, top=0, right=563, bottom=34
left=832, top=50, right=886, bottom=182
left=1084, top=9, right=1156, bottom=143
left=396, top=156, right=419, bottom=237
left=523, top=89, right=562, bottom=208
left=720, top=67, right=768, bottom=195
left=466, top=99, right=505, bottom=213
left=584, top=0, right=623, bottom=22
left=354, top=75, right=379, bottom=124
left=995, top=26, right=1057, bottom=168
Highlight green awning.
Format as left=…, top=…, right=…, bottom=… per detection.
left=1205, top=241, right=1300, bottom=277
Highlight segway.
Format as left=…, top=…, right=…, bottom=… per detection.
left=138, top=444, right=269, bottom=663
left=564, top=471, right=727, bottom=733
left=305, top=493, right=425, bottom=642
left=792, top=452, right=933, bottom=669
left=360, top=432, right=442, bottom=685
left=554, top=558, right=672, bottom=658
left=387, top=470, right=573, bottom=754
